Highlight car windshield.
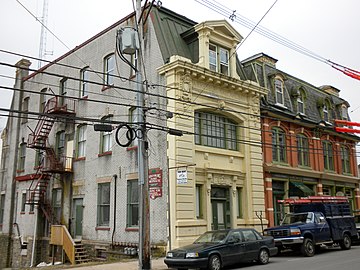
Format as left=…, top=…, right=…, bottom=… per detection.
left=281, top=212, right=313, bottom=225
left=194, top=231, right=228, bottom=244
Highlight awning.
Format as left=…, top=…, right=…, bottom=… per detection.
left=290, top=181, right=315, bottom=196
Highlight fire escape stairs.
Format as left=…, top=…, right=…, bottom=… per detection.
left=26, top=96, right=75, bottom=225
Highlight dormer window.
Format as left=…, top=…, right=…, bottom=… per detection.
left=296, top=89, right=306, bottom=114
left=275, top=78, right=284, bottom=105
left=323, top=102, right=330, bottom=122
left=209, top=43, right=229, bottom=75
left=297, top=95, right=304, bottom=114
left=341, top=105, right=348, bottom=120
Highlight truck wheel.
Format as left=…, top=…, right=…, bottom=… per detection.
left=340, top=234, right=351, bottom=250
left=301, top=238, right=315, bottom=257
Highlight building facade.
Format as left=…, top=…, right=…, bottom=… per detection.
left=242, top=53, right=360, bottom=226
left=0, top=6, right=268, bottom=268
left=158, top=20, right=267, bottom=249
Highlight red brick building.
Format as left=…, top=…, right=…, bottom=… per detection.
left=242, top=53, right=360, bottom=226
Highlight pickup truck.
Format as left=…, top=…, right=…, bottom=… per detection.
left=263, top=196, right=358, bottom=257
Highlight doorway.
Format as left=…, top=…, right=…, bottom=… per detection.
left=72, top=198, right=83, bottom=239
left=211, top=187, right=230, bottom=230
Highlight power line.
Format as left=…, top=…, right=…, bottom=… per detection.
left=2, top=107, right=359, bottom=159
left=195, top=0, right=329, bottom=65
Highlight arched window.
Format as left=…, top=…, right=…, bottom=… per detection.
left=274, top=78, right=284, bottom=105
left=194, top=111, right=237, bottom=150
left=39, top=88, right=48, bottom=112
left=272, top=127, right=286, bottom=163
left=323, top=101, right=331, bottom=122
left=296, top=134, right=309, bottom=166
left=297, top=89, right=306, bottom=114
left=322, top=140, right=334, bottom=171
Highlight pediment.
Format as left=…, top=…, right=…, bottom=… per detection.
left=195, top=20, right=243, bottom=44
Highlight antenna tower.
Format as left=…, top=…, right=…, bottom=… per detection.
left=38, top=0, right=50, bottom=68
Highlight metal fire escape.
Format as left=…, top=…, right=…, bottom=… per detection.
left=26, top=95, right=75, bottom=224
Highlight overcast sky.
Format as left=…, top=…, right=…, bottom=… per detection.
left=1, top=0, right=360, bottom=133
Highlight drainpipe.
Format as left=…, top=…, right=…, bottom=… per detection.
left=6, top=59, right=31, bottom=267
left=111, top=174, right=117, bottom=247
left=30, top=206, right=38, bottom=267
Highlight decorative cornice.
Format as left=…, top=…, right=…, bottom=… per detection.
left=158, top=57, right=267, bottom=97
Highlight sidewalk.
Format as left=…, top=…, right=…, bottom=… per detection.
left=59, top=258, right=168, bottom=270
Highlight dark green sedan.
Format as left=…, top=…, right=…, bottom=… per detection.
left=164, top=228, right=277, bottom=270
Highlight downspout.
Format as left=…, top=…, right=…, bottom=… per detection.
left=111, top=174, right=117, bottom=247
left=6, top=59, right=31, bottom=267
left=30, top=206, right=38, bottom=267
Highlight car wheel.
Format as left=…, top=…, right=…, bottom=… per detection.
left=208, top=254, right=221, bottom=270
left=257, top=249, right=269, bottom=265
left=301, top=238, right=315, bottom=257
left=340, top=234, right=351, bottom=250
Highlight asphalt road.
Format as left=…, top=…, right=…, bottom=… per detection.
left=45, top=245, right=360, bottom=270
left=226, top=245, right=360, bottom=270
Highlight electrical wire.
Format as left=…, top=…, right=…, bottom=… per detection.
left=3, top=107, right=359, bottom=159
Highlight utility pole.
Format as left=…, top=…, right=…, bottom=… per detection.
left=136, top=0, right=151, bottom=269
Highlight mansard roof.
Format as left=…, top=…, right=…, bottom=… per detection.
left=241, top=53, right=358, bottom=140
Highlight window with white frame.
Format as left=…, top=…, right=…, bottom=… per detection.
left=323, top=101, right=331, bottom=122
left=297, top=90, right=305, bottom=114
left=59, top=78, right=68, bottom=107
left=195, top=111, right=238, bottom=150
left=97, top=183, right=110, bottom=226
left=100, top=116, right=113, bottom=153
left=275, top=79, right=284, bottom=105
left=77, top=125, right=87, bottom=158
left=18, top=142, right=26, bottom=171
left=209, top=43, right=229, bottom=75
left=104, top=54, right=115, bottom=85
left=80, top=67, right=89, bottom=97
left=127, top=180, right=139, bottom=227
left=39, top=88, right=48, bottom=113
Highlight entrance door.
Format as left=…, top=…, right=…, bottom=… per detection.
left=72, top=198, right=83, bottom=239
left=273, top=194, right=284, bottom=225
left=212, top=200, right=226, bottom=230
left=211, top=187, right=230, bottom=230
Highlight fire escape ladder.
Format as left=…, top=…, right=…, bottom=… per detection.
left=26, top=95, right=76, bottom=225
left=26, top=173, right=52, bottom=205
left=40, top=198, right=60, bottom=225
